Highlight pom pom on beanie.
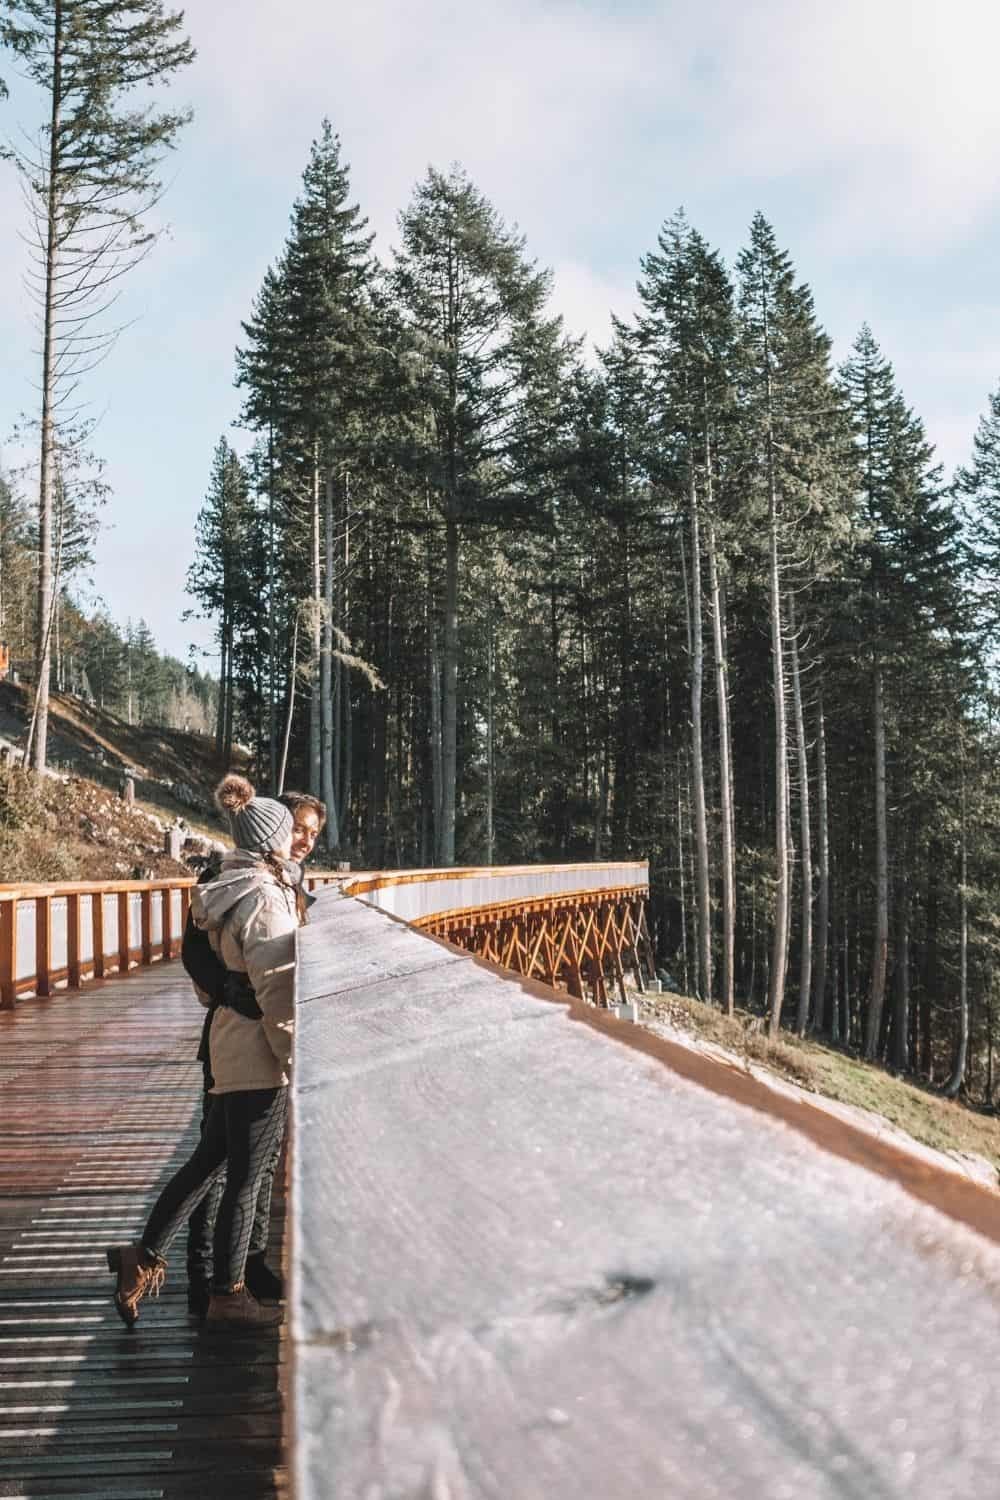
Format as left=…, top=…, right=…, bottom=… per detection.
left=215, top=773, right=255, bottom=816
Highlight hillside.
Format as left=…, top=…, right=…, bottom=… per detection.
left=0, top=680, right=234, bottom=881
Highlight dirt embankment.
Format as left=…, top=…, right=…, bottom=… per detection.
left=0, top=681, right=234, bottom=881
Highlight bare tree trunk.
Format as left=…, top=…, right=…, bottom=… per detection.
left=893, top=865, right=910, bottom=1073
left=762, top=275, right=790, bottom=1035
left=789, top=597, right=812, bottom=1036
left=277, top=608, right=299, bottom=796
left=439, top=516, right=459, bottom=865
left=987, top=989, right=994, bottom=1107
left=223, top=614, right=235, bottom=768
left=429, top=623, right=443, bottom=862
left=267, top=430, right=277, bottom=791
left=486, top=564, right=494, bottom=864
left=688, top=470, right=712, bottom=1002
left=864, top=659, right=889, bottom=1059
left=340, top=476, right=352, bottom=846
left=707, top=516, right=734, bottom=1015
left=811, top=691, right=830, bottom=1032
left=31, top=2, right=64, bottom=774
left=309, top=449, right=322, bottom=796
left=830, top=885, right=842, bottom=1046
left=676, top=756, right=689, bottom=996
left=944, top=762, right=969, bottom=1098
left=595, top=736, right=610, bottom=859
left=321, top=471, right=336, bottom=849
left=766, top=496, right=790, bottom=1034
left=214, top=621, right=227, bottom=762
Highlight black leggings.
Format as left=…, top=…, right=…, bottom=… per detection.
left=186, top=1093, right=280, bottom=1284
left=142, top=1088, right=288, bottom=1289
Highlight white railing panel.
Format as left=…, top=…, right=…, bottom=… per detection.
left=50, top=896, right=68, bottom=973
left=15, top=899, right=35, bottom=983
left=102, top=894, right=118, bottom=959
left=151, top=891, right=164, bottom=946
left=128, top=891, right=142, bottom=950
left=170, top=888, right=182, bottom=934
left=360, top=862, right=648, bottom=923
left=79, top=894, right=94, bottom=964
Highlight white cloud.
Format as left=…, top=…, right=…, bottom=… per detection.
left=184, top=0, right=1000, bottom=265
left=4, top=0, right=1000, bottom=653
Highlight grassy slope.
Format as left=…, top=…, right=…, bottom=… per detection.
left=640, top=989, right=1000, bottom=1179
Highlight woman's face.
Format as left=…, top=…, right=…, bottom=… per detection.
left=274, top=828, right=294, bottom=861
left=291, top=809, right=321, bottom=863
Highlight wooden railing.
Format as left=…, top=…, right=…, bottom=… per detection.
left=0, top=878, right=194, bottom=1009
left=1, top=863, right=650, bottom=1012
left=314, top=863, right=653, bottom=1006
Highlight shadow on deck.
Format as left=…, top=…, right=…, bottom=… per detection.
left=0, top=966, right=287, bottom=1499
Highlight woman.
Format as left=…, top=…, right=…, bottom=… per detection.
left=182, top=789, right=326, bottom=1317
left=106, top=773, right=306, bottom=1331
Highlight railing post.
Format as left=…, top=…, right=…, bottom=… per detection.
left=117, top=891, right=130, bottom=974
left=180, top=883, right=191, bottom=935
left=36, top=895, right=52, bottom=997
left=141, top=889, right=153, bottom=966
left=163, top=886, right=174, bottom=960
left=67, top=893, right=81, bottom=989
left=92, top=892, right=106, bottom=980
left=0, top=899, right=16, bottom=1010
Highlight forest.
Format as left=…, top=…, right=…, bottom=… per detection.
left=186, top=122, right=1000, bottom=1097
left=4, top=4, right=1000, bottom=1102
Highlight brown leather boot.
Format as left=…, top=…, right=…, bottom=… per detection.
left=106, top=1244, right=167, bottom=1329
left=204, top=1282, right=283, bottom=1332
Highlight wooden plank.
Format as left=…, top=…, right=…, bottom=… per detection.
left=291, top=887, right=1000, bottom=1500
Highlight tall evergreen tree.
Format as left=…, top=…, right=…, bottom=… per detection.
left=735, top=213, right=849, bottom=1035
left=393, top=164, right=568, bottom=863
left=1, top=0, right=194, bottom=772
left=187, top=440, right=253, bottom=768
left=636, top=211, right=738, bottom=1006
left=839, top=325, right=965, bottom=1061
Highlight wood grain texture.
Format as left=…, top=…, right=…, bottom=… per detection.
left=291, top=888, right=1000, bottom=1500
left=0, top=965, right=288, bottom=1499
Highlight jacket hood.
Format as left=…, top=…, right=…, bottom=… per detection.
left=190, top=849, right=289, bottom=930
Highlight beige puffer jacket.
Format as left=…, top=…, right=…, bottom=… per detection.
left=190, top=850, right=299, bottom=1094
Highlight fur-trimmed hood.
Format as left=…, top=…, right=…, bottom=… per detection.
left=190, top=849, right=297, bottom=932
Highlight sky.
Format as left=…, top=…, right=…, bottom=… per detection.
left=2, top=0, right=1000, bottom=665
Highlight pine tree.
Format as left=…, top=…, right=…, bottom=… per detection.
left=839, top=325, right=965, bottom=1062
left=955, top=379, right=1000, bottom=650
left=636, top=211, right=739, bottom=1006
left=393, top=164, right=567, bottom=863
left=187, top=440, right=253, bottom=768
left=735, top=214, right=848, bottom=1035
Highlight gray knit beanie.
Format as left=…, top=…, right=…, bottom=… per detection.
left=215, top=774, right=293, bottom=854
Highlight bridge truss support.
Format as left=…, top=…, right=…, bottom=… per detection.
left=417, top=885, right=655, bottom=1006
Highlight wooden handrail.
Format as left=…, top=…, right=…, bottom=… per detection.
left=0, top=878, right=196, bottom=899
left=0, top=875, right=194, bottom=1010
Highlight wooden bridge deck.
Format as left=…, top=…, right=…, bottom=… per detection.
left=0, top=965, right=287, bottom=1500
